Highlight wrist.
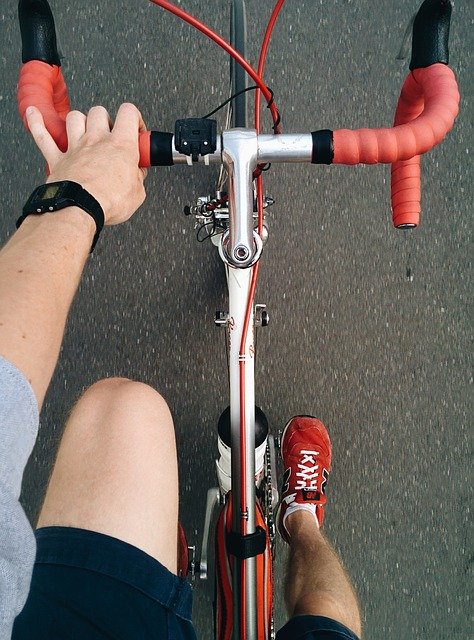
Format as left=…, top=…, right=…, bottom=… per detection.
left=50, top=206, right=97, bottom=236
left=20, top=207, right=96, bottom=246
left=46, top=176, right=111, bottom=222
left=19, top=181, right=105, bottom=251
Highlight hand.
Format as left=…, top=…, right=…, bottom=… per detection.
left=25, top=103, right=148, bottom=225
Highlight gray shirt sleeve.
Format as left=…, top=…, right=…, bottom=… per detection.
left=0, top=356, right=39, bottom=640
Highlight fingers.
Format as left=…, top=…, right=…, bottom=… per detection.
left=86, top=106, right=113, bottom=137
left=66, top=110, right=87, bottom=149
left=25, top=107, right=62, bottom=167
left=112, top=103, right=147, bottom=147
left=113, top=103, right=148, bottom=180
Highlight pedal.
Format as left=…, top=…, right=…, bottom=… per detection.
left=268, top=434, right=279, bottom=510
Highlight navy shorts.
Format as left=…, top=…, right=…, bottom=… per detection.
left=13, top=527, right=360, bottom=640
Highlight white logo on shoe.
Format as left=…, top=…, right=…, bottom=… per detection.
left=295, top=450, right=320, bottom=490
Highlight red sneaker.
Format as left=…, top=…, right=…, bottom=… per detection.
left=277, top=416, right=332, bottom=544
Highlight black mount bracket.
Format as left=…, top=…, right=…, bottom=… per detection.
left=174, top=118, right=217, bottom=162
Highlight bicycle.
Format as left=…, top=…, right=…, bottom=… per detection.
left=17, top=1, right=459, bottom=639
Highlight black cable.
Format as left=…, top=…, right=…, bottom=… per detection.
left=266, top=87, right=281, bottom=133
left=266, top=87, right=275, bottom=108
left=271, top=111, right=281, bottom=133
left=197, top=220, right=218, bottom=242
left=201, top=85, right=280, bottom=130
left=202, top=86, right=257, bottom=119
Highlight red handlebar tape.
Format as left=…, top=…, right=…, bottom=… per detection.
left=18, top=60, right=153, bottom=167
left=18, top=61, right=70, bottom=152
left=391, top=64, right=459, bottom=227
left=331, top=64, right=459, bottom=227
left=18, top=61, right=459, bottom=228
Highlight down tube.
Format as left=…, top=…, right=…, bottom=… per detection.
left=227, top=265, right=258, bottom=639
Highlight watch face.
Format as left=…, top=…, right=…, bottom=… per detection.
left=33, top=183, right=63, bottom=202
left=25, top=181, right=71, bottom=214
left=39, top=184, right=62, bottom=200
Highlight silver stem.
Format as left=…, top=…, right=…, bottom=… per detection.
left=222, top=129, right=258, bottom=267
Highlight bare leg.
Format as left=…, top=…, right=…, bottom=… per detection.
left=37, top=377, right=179, bottom=573
left=284, top=510, right=362, bottom=638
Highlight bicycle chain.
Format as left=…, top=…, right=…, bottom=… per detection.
left=264, top=438, right=277, bottom=640
left=264, top=439, right=276, bottom=556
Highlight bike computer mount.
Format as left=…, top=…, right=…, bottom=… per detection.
left=174, top=118, right=217, bottom=164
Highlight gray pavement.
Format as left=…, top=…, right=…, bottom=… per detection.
left=1, top=1, right=472, bottom=638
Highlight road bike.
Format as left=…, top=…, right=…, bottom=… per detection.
left=17, top=1, right=459, bottom=638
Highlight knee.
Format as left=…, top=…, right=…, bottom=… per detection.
left=82, top=376, right=150, bottom=397
left=74, top=377, right=173, bottom=435
left=82, top=376, right=167, bottom=405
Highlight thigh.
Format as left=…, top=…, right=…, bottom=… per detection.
left=37, top=377, right=179, bottom=573
left=12, top=527, right=196, bottom=640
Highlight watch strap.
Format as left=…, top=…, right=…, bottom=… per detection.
left=17, top=181, right=105, bottom=252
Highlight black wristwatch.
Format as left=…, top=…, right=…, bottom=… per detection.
left=17, top=181, right=105, bottom=252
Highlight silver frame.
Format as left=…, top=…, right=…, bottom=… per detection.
left=174, top=129, right=313, bottom=639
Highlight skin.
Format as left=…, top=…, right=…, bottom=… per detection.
left=1, top=103, right=179, bottom=574
left=1, top=104, right=362, bottom=631
left=285, top=510, right=362, bottom=637
left=0, top=103, right=147, bottom=409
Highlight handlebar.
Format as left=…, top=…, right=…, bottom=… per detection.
left=17, top=0, right=459, bottom=228
left=330, top=63, right=458, bottom=227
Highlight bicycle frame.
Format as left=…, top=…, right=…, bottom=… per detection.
left=221, top=132, right=313, bottom=639
left=173, top=131, right=315, bottom=638
left=227, top=263, right=258, bottom=637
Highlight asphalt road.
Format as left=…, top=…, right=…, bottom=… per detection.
left=1, top=1, right=472, bottom=639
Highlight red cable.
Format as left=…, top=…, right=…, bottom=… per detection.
left=255, top=0, right=286, bottom=133
left=239, top=0, right=287, bottom=447
left=149, top=0, right=280, bottom=128
left=240, top=0, right=287, bottom=369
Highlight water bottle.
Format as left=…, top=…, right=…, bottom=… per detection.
left=216, top=405, right=269, bottom=495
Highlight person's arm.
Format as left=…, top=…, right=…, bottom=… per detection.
left=0, top=102, right=148, bottom=638
left=0, top=102, right=147, bottom=410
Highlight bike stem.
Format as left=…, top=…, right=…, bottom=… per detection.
left=221, top=130, right=259, bottom=267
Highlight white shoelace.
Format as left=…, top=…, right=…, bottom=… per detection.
left=295, top=450, right=320, bottom=490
